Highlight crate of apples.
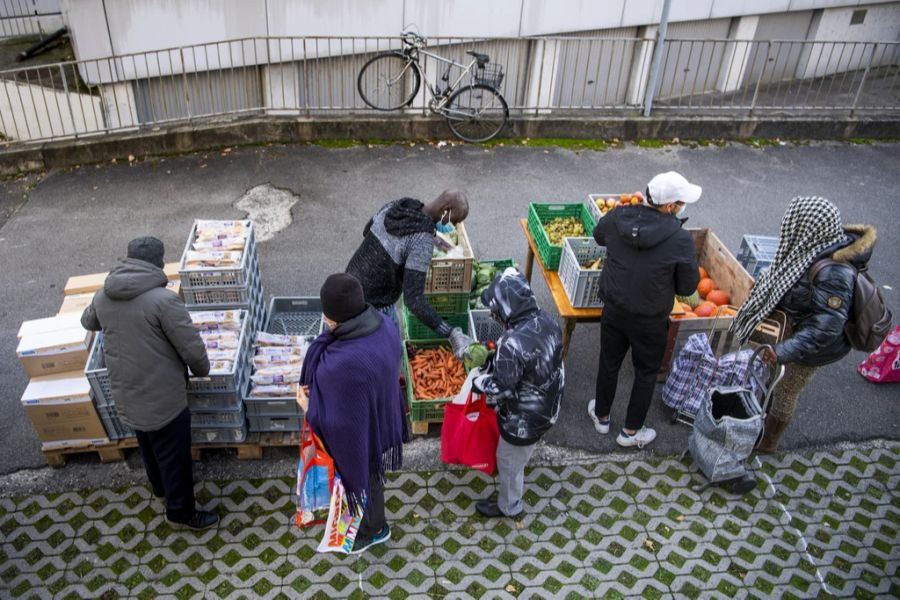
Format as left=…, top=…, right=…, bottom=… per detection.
left=593, top=192, right=644, bottom=217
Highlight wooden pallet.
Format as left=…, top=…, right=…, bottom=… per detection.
left=190, top=431, right=302, bottom=461
left=411, top=420, right=442, bottom=436
left=42, top=437, right=139, bottom=467
left=42, top=431, right=302, bottom=467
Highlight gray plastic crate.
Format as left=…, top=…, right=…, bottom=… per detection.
left=179, top=221, right=257, bottom=289
left=182, top=256, right=261, bottom=306
left=737, top=235, right=779, bottom=279
left=248, top=415, right=302, bottom=432
left=187, top=387, right=244, bottom=412
left=187, top=309, right=251, bottom=394
left=85, top=333, right=112, bottom=406
left=586, top=192, right=631, bottom=225
left=96, top=403, right=135, bottom=439
left=264, top=297, right=324, bottom=337
left=244, top=397, right=302, bottom=416
left=558, top=237, right=606, bottom=308
left=191, top=405, right=245, bottom=428
left=468, top=309, right=505, bottom=343
left=191, top=424, right=248, bottom=444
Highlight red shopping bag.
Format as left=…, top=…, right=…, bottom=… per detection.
left=441, top=391, right=500, bottom=474
left=858, top=324, right=900, bottom=383
left=296, top=419, right=335, bottom=527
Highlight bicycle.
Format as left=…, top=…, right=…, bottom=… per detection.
left=357, top=31, right=509, bottom=142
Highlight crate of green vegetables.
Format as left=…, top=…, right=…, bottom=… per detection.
left=470, top=258, right=516, bottom=308
left=526, top=203, right=597, bottom=270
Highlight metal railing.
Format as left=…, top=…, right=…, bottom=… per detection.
left=0, top=0, right=61, bottom=38
left=0, top=35, right=897, bottom=145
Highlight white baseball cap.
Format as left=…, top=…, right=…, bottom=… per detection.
left=647, top=171, right=702, bottom=205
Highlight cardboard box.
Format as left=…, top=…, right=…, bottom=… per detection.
left=18, top=312, right=85, bottom=340
left=57, top=292, right=95, bottom=315
left=17, top=328, right=92, bottom=377
left=21, top=372, right=107, bottom=443
left=64, top=262, right=181, bottom=295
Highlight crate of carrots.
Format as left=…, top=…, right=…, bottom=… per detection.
left=402, top=340, right=468, bottom=423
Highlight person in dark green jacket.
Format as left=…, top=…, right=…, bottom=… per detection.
left=82, top=236, right=218, bottom=530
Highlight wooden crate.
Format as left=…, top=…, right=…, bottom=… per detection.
left=658, top=228, right=754, bottom=378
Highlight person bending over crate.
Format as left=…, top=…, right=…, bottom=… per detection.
left=297, top=273, right=406, bottom=554
left=471, top=268, right=564, bottom=518
left=81, top=237, right=218, bottom=531
left=588, top=172, right=702, bottom=448
left=346, top=189, right=473, bottom=357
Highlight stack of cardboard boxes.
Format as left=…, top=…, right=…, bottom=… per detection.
left=17, top=264, right=181, bottom=453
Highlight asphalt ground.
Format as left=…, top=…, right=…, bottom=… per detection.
left=0, top=140, right=898, bottom=482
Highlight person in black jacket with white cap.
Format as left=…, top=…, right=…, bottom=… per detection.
left=588, top=172, right=701, bottom=448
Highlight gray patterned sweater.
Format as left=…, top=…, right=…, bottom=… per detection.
left=346, top=199, right=452, bottom=337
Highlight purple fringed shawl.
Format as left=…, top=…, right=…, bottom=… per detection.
left=301, top=313, right=405, bottom=513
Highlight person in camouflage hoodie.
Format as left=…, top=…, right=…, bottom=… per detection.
left=473, top=268, right=564, bottom=518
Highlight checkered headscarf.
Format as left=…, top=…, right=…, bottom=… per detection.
left=730, top=197, right=845, bottom=344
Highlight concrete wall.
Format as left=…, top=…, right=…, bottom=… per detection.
left=0, top=79, right=101, bottom=141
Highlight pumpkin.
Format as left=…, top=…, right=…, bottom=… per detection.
left=694, top=301, right=717, bottom=317
left=680, top=303, right=693, bottom=313
left=683, top=312, right=698, bottom=319
left=697, top=277, right=716, bottom=298
left=706, top=289, right=730, bottom=306
left=698, top=266, right=708, bottom=279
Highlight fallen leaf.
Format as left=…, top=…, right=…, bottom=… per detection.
left=643, top=538, right=656, bottom=552
left=110, top=158, right=117, bottom=164
left=740, top=571, right=747, bottom=579
left=676, top=514, right=685, bottom=522
left=515, top=520, right=525, bottom=530
left=92, top=186, right=97, bottom=191
left=199, top=164, right=207, bottom=169
left=505, top=584, right=517, bottom=593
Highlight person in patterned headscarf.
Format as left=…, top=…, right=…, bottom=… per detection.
left=730, top=196, right=877, bottom=452
left=471, top=268, right=564, bottom=518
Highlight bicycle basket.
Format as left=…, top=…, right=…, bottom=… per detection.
left=474, top=63, right=504, bottom=89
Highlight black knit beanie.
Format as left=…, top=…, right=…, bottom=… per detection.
left=321, top=273, right=366, bottom=323
left=127, top=236, right=165, bottom=268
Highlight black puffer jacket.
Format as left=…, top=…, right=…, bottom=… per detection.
left=775, top=225, right=876, bottom=367
left=478, top=269, right=564, bottom=446
left=593, top=205, right=700, bottom=320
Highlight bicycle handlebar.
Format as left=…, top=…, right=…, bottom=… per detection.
left=400, top=31, right=426, bottom=48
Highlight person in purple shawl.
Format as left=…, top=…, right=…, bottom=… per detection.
left=298, top=273, right=405, bottom=554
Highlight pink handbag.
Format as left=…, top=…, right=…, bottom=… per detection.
left=858, top=324, right=900, bottom=383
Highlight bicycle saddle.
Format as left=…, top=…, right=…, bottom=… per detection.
left=466, top=50, right=490, bottom=64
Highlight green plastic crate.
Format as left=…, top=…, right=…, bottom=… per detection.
left=402, top=339, right=457, bottom=423
left=526, top=203, right=597, bottom=270
left=424, top=292, right=470, bottom=314
left=401, top=303, right=469, bottom=341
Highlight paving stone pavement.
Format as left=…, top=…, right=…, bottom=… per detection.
left=0, top=442, right=897, bottom=599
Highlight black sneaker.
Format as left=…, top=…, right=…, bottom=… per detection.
left=350, top=525, right=391, bottom=555
left=167, top=510, right=219, bottom=531
left=722, top=475, right=757, bottom=495
left=476, top=500, right=522, bottom=520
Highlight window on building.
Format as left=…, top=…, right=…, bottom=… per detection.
left=850, top=9, right=867, bottom=25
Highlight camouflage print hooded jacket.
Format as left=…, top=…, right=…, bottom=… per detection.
left=478, top=268, right=565, bottom=446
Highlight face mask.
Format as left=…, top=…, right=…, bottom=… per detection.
left=676, top=204, right=686, bottom=217
left=435, top=220, right=455, bottom=234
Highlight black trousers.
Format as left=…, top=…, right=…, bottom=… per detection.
left=594, top=311, right=669, bottom=431
left=356, top=475, right=386, bottom=540
left=135, top=407, right=195, bottom=521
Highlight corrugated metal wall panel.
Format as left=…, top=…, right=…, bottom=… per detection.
left=133, top=66, right=262, bottom=123
left=656, top=18, right=733, bottom=100
left=743, top=11, right=815, bottom=86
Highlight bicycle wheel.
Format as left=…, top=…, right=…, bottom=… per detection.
left=444, top=84, right=509, bottom=142
left=357, top=52, right=421, bottom=111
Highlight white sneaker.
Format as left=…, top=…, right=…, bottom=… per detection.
left=616, top=427, right=657, bottom=448
left=587, top=399, right=610, bottom=435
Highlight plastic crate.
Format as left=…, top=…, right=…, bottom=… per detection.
left=403, top=339, right=461, bottom=423
left=424, top=222, right=475, bottom=293
left=559, top=237, right=606, bottom=308
left=264, top=297, right=324, bottom=337
left=191, top=424, right=247, bottom=444
left=424, top=292, right=470, bottom=314
left=468, top=309, right=505, bottom=343
left=181, top=257, right=261, bottom=306
left=187, top=309, right=251, bottom=394
left=191, top=405, right=246, bottom=428
left=401, top=303, right=469, bottom=341
left=470, top=258, right=516, bottom=308
left=179, top=220, right=257, bottom=289
left=526, top=203, right=597, bottom=270
left=586, top=193, right=639, bottom=225
left=248, top=415, right=302, bottom=432
left=187, top=389, right=244, bottom=412
left=245, top=397, right=302, bottom=416
left=96, top=403, right=135, bottom=439
left=737, top=235, right=779, bottom=280
left=85, top=333, right=112, bottom=406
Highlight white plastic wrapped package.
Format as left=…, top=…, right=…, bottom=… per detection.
left=184, top=250, right=243, bottom=268
left=252, top=354, right=304, bottom=368
left=256, top=332, right=308, bottom=347
left=191, top=311, right=243, bottom=330
left=251, top=370, right=302, bottom=385
left=249, top=383, right=299, bottom=398
left=208, top=360, right=235, bottom=375
left=195, top=220, right=250, bottom=239
left=254, top=346, right=305, bottom=356
left=207, top=350, right=238, bottom=361
left=191, top=237, right=247, bottom=251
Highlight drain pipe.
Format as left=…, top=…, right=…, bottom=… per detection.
left=642, top=0, right=672, bottom=117
left=17, top=27, right=69, bottom=61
